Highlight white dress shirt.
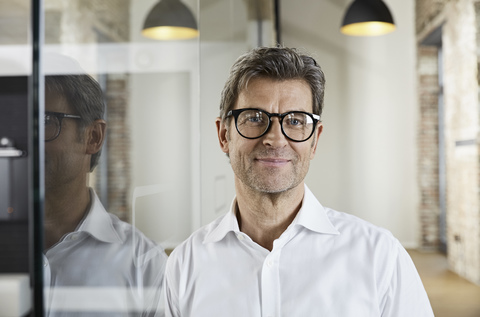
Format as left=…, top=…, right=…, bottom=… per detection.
left=44, top=188, right=168, bottom=316
left=164, top=185, right=433, bottom=317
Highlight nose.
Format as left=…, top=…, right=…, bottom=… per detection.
left=262, top=117, right=288, bottom=147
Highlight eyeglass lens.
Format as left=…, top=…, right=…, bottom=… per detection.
left=236, top=109, right=315, bottom=141
left=45, top=114, right=61, bottom=142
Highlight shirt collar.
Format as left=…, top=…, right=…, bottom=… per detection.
left=292, top=184, right=339, bottom=235
left=204, top=184, right=339, bottom=244
left=77, top=188, right=123, bottom=244
left=203, top=199, right=241, bottom=243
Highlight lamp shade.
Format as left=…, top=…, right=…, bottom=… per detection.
left=142, top=0, right=199, bottom=40
left=341, top=0, right=395, bottom=36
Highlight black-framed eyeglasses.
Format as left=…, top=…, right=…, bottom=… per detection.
left=226, top=108, right=321, bottom=142
left=45, top=111, right=82, bottom=142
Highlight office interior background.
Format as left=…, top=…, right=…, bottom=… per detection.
left=0, top=0, right=479, bottom=316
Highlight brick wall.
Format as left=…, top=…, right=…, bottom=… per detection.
left=417, top=46, right=441, bottom=250
left=416, top=0, right=480, bottom=285
left=105, top=75, right=130, bottom=222
left=46, top=0, right=131, bottom=222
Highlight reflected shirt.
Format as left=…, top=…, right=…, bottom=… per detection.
left=164, top=185, right=434, bottom=317
left=44, top=188, right=168, bottom=316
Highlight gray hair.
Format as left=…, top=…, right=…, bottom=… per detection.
left=45, top=74, right=105, bottom=172
left=219, top=46, right=326, bottom=120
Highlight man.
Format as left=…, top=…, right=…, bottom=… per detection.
left=164, top=47, right=434, bottom=316
left=44, top=69, right=167, bottom=316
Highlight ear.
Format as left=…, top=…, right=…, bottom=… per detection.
left=86, top=119, right=106, bottom=155
left=310, top=123, right=323, bottom=160
left=215, top=117, right=230, bottom=154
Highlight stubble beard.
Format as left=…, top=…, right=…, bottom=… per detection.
left=230, top=148, right=309, bottom=195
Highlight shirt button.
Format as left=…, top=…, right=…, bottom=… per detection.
left=43, top=261, right=48, bottom=267
left=267, top=260, right=274, bottom=267
left=237, top=234, right=244, bottom=241
left=71, top=234, right=78, bottom=240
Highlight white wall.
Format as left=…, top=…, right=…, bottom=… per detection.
left=129, top=0, right=201, bottom=248
left=282, top=0, right=418, bottom=247
left=198, top=42, right=248, bottom=226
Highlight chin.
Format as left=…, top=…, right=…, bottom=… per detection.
left=250, top=181, right=297, bottom=194
left=258, top=188, right=290, bottom=195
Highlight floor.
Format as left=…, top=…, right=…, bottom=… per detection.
left=408, top=250, right=480, bottom=317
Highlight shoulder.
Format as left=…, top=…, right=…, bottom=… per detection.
left=318, top=207, right=405, bottom=270
left=324, top=208, right=432, bottom=314
left=326, top=207, right=396, bottom=241
left=325, top=207, right=406, bottom=274
left=302, top=185, right=397, bottom=247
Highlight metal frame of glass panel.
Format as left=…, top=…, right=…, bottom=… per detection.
left=31, top=0, right=45, bottom=315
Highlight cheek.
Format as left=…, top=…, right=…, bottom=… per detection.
left=229, top=142, right=255, bottom=167
left=309, top=145, right=316, bottom=160
left=44, top=145, right=58, bottom=162
left=293, top=144, right=316, bottom=162
left=228, top=144, right=242, bottom=162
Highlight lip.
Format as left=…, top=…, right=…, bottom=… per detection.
left=255, top=157, right=290, bottom=167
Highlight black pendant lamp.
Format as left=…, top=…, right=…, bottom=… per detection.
left=142, top=0, right=199, bottom=40
left=341, top=0, right=396, bottom=36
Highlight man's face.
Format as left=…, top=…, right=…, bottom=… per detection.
left=216, top=77, right=322, bottom=194
left=44, top=92, right=90, bottom=191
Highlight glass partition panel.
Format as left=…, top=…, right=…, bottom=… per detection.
left=42, top=0, right=199, bottom=315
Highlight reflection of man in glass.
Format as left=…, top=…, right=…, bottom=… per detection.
left=164, top=47, right=434, bottom=316
left=44, top=73, right=167, bottom=316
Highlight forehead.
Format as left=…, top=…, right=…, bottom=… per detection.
left=45, top=91, right=72, bottom=113
left=236, top=77, right=313, bottom=112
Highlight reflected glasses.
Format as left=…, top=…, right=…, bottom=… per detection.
left=226, top=108, right=320, bottom=142
left=45, top=111, right=82, bottom=142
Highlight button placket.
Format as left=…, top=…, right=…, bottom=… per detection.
left=267, top=259, right=274, bottom=268
left=261, top=249, right=281, bottom=317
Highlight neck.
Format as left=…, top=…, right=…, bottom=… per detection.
left=44, top=183, right=91, bottom=250
left=235, top=181, right=305, bottom=251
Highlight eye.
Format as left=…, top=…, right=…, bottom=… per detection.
left=288, top=118, right=302, bottom=126
left=284, top=114, right=306, bottom=127
left=239, top=111, right=266, bottom=126
left=247, top=115, right=264, bottom=123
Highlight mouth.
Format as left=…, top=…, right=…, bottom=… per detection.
left=255, top=157, right=290, bottom=167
